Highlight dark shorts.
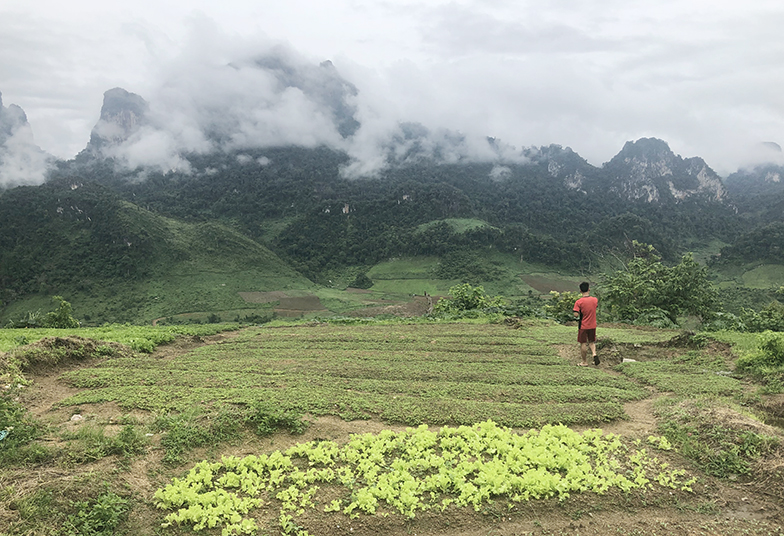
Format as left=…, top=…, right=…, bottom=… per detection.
left=578, top=329, right=596, bottom=343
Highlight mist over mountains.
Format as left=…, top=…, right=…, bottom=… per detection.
left=0, top=92, right=52, bottom=187
left=2, top=44, right=782, bottom=195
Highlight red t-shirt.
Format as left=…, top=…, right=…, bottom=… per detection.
left=573, top=296, right=598, bottom=330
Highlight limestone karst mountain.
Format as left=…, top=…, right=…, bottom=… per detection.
left=602, top=138, right=726, bottom=202
left=85, top=87, right=149, bottom=153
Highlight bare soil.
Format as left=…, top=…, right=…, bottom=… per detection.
left=4, top=331, right=784, bottom=536
left=347, top=295, right=433, bottom=317
left=520, top=275, right=578, bottom=294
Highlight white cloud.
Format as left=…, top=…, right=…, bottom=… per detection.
left=1, top=0, right=784, bottom=176
left=0, top=122, right=52, bottom=186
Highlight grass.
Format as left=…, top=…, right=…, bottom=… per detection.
left=742, top=264, right=784, bottom=288
left=367, top=257, right=442, bottom=280
left=654, top=397, right=780, bottom=479
left=57, top=322, right=652, bottom=428
left=2, top=319, right=784, bottom=536
left=414, top=218, right=497, bottom=234
left=614, top=349, right=743, bottom=398
left=364, top=253, right=576, bottom=299
left=0, top=323, right=240, bottom=353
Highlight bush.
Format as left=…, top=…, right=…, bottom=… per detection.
left=543, top=290, right=581, bottom=323
left=432, top=283, right=504, bottom=315
left=737, top=331, right=784, bottom=372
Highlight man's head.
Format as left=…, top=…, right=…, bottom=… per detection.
left=579, top=282, right=590, bottom=293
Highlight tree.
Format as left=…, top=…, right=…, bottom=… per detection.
left=433, top=283, right=504, bottom=315
left=44, top=296, right=80, bottom=328
left=602, top=242, right=719, bottom=326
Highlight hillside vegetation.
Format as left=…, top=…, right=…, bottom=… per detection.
left=0, top=178, right=313, bottom=324
left=2, top=142, right=784, bottom=325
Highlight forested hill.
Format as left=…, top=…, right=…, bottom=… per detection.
left=52, top=142, right=741, bottom=277
left=0, top=177, right=312, bottom=322
left=3, top=136, right=782, bottom=323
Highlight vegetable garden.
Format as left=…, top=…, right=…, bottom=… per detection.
left=1, top=320, right=782, bottom=536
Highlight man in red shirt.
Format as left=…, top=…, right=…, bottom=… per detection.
left=573, top=282, right=599, bottom=366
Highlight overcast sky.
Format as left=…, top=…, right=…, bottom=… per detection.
left=2, top=0, right=784, bottom=177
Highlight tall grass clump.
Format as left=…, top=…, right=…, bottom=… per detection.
left=735, top=331, right=784, bottom=391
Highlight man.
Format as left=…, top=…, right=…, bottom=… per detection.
left=573, top=282, right=599, bottom=366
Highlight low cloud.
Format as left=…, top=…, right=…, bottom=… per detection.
left=0, top=94, right=52, bottom=186
left=84, top=20, right=532, bottom=178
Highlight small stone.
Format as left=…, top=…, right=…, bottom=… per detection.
left=70, top=414, right=84, bottom=422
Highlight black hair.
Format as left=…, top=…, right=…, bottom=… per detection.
left=579, top=282, right=590, bottom=293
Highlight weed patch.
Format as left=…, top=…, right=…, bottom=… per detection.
left=656, top=398, right=780, bottom=479
left=153, top=404, right=308, bottom=465
left=62, top=492, right=129, bottom=536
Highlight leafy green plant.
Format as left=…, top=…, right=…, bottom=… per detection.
left=155, top=421, right=695, bottom=535
left=61, top=492, right=129, bottom=536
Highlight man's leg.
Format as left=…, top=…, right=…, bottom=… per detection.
left=580, top=342, right=588, bottom=365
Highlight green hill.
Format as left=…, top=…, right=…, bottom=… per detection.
left=0, top=178, right=314, bottom=324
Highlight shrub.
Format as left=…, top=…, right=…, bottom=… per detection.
left=432, top=283, right=504, bottom=315
left=737, top=331, right=784, bottom=372
left=544, top=290, right=581, bottom=323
